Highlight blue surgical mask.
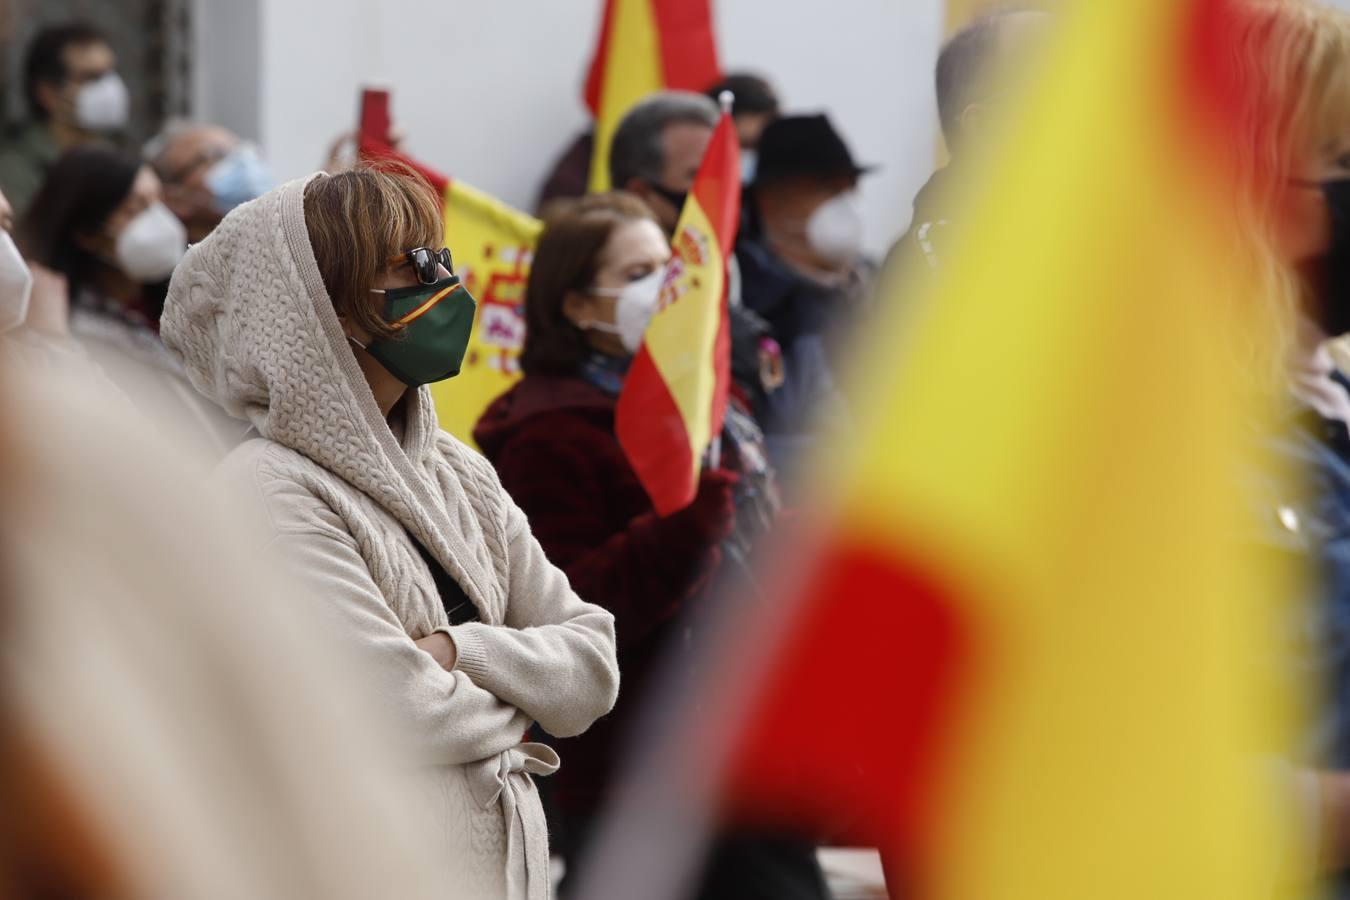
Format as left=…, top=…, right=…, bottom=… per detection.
left=740, top=149, right=758, bottom=184
left=205, top=144, right=274, bottom=215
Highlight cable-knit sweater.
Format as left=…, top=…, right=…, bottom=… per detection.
left=160, top=174, right=620, bottom=900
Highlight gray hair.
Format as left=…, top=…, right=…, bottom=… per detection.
left=608, top=91, right=719, bottom=190
left=143, top=118, right=202, bottom=178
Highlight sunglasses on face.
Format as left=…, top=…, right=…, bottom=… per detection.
left=389, top=246, right=454, bottom=285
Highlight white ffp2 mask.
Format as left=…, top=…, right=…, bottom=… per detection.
left=584, top=268, right=665, bottom=353
left=805, top=190, right=865, bottom=265
left=115, top=202, right=187, bottom=283
left=0, top=232, right=33, bottom=333
left=75, top=73, right=130, bottom=132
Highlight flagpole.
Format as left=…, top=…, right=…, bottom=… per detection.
left=705, top=90, right=735, bottom=474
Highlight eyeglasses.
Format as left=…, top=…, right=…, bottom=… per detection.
left=161, top=144, right=231, bottom=186
left=389, top=246, right=454, bottom=285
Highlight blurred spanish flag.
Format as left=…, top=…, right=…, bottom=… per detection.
left=582, top=1, right=1300, bottom=897
left=615, top=99, right=738, bottom=515
left=358, top=90, right=542, bottom=444
left=585, top=0, right=721, bottom=192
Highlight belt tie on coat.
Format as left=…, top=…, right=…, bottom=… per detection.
left=468, top=742, right=560, bottom=900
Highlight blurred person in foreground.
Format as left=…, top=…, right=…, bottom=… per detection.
left=1217, top=0, right=1350, bottom=883
left=159, top=164, right=619, bottom=900
left=473, top=193, right=819, bottom=900
left=0, top=184, right=94, bottom=370
left=144, top=120, right=275, bottom=244
left=890, top=7, right=1050, bottom=276
left=736, top=113, right=876, bottom=474
left=0, top=23, right=129, bottom=219
left=0, top=329, right=451, bottom=899
left=18, top=145, right=238, bottom=458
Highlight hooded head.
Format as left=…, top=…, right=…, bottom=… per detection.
left=160, top=169, right=499, bottom=607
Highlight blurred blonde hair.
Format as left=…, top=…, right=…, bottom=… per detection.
left=1229, top=0, right=1350, bottom=377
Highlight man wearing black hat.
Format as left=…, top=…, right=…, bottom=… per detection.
left=737, top=112, right=876, bottom=473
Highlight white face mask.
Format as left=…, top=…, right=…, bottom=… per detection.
left=74, top=73, right=130, bottom=132
left=583, top=268, right=664, bottom=353
left=805, top=190, right=865, bottom=265
left=0, top=231, right=33, bottom=333
left=115, top=202, right=187, bottom=283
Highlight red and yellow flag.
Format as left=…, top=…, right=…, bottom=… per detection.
left=584, top=0, right=721, bottom=192
left=581, top=1, right=1301, bottom=897
left=358, top=90, right=542, bottom=444
left=716, top=0, right=1295, bottom=893
left=615, top=104, right=738, bottom=516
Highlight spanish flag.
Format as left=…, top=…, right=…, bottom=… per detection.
left=580, top=1, right=1300, bottom=897
left=614, top=101, right=738, bottom=517
left=358, top=89, right=542, bottom=444
left=584, top=0, right=721, bottom=192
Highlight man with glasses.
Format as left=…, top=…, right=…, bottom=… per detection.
left=0, top=23, right=129, bottom=219
left=145, top=121, right=275, bottom=244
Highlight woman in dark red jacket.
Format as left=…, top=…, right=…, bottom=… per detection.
left=475, top=193, right=825, bottom=899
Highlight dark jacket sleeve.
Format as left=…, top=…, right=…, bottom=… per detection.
left=492, top=412, right=718, bottom=648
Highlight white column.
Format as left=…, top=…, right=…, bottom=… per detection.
left=193, top=0, right=264, bottom=142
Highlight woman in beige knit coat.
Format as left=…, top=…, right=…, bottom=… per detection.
left=160, top=165, right=620, bottom=900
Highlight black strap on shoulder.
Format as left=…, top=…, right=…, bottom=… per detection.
left=411, top=539, right=479, bottom=626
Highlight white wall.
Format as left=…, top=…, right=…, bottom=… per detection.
left=717, top=1, right=943, bottom=255
left=195, top=0, right=263, bottom=143
left=198, top=0, right=944, bottom=257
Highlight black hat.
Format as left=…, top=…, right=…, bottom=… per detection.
left=753, top=113, right=876, bottom=185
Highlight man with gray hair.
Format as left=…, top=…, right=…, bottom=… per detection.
left=144, top=120, right=273, bottom=244
left=608, top=90, right=719, bottom=237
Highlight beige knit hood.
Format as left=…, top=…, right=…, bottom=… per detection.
left=161, top=174, right=504, bottom=620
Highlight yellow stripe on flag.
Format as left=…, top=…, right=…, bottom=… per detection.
left=589, top=0, right=664, bottom=193
left=430, top=180, right=543, bottom=446
left=642, top=196, right=725, bottom=478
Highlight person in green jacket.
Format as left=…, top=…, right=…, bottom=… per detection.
left=0, top=23, right=128, bottom=219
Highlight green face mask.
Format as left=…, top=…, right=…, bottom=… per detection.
left=359, top=275, right=478, bottom=387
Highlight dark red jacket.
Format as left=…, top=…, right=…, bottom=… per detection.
left=474, top=373, right=721, bottom=815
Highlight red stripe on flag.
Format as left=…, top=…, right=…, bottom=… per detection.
left=696, top=113, right=738, bottom=437
left=651, top=0, right=721, bottom=92
left=692, top=114, right=740, bottom=257
left=616, top=346, right=698, bottom=516
left=1180, top=0, right=1277, bottom=188
left=718, top=539, right=973, bottom=873
left=583, top=0, right=617, bottom=116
